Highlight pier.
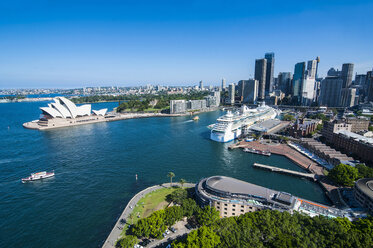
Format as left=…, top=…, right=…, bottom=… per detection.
left=253, top=163, right=316, bottom=181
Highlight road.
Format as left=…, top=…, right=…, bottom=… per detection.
left=102, top=182, right=195, bottom=248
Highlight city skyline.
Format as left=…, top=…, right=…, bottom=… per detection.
left=1, top=0, right=373, bottom=88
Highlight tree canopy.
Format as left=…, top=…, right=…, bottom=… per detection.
left=328, top=163, right=359, bottom=187
left=173, top=210, right=373, bottom=248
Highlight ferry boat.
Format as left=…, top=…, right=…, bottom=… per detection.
left=243, top=148, right=271, bottom=156
left=209, top=102, right=280, bottom=142
left=21, top=171, right=55, bottom=183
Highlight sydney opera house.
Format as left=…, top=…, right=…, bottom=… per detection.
left=23, top=97, right=110, bottom=130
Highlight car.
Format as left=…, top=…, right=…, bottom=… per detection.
left=166, top=244, right=172, bottom=248
left=165, top=229, right=170, bottom=235
left=162, top=233, right=167, bottom=238
left=170, top=227, right=177, bottom=233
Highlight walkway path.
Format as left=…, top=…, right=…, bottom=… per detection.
left=102, top=182, right=195, bottom=248
left=253, top=163, right=316, bottom=180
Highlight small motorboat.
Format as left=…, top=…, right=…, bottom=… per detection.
left=193, top=116, right=199, bottom=121
left=22, top=171, right=54, bottom=183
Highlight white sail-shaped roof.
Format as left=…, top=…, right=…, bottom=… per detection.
left=57, top=97, right=78, bottom=118
left=40, top=107, right=63, bottom=118
left=92, top=109, right=107, bottom=116
left=76, top=104, right=91, bottom=116
left=51, top=100, right=72, bottom=118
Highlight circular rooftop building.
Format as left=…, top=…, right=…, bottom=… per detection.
left=355, top=178, right=373, bottom=213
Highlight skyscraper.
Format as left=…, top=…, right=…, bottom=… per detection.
left=255, top=58, right=267, bottom=100
left=341, top=88, right=357, bottom=107
left=221, top=78, right=226, bottom=90
left=292, top=62, right=306, bottom=102
left=228, top=83, right=235, bottom=105
left=278, top=72, right=292, bottom=95
left=199, top=80, right=204, bottom=90
left=264, top=52, right=275, bottom=94
left=307, top=60, right=317, bottom=79
left=320, top=76, right=343, bottom=107
left=242, top=79, right=259, bottom=104
left=237, top=80, right=245, bottom=101
left=341, top=63, right=354, bottom=88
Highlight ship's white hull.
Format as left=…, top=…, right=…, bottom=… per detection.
left=211, top=128, right=242, bottom=143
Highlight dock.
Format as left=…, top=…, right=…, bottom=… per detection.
left=253, top=163, right=316, bottom=181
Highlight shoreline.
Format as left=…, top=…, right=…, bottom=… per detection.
left=102, top=182, right=195, bottom=248
left=23, top=107, right=219, bottom=130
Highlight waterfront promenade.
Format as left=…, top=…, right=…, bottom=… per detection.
left=102, top=182, right=195, bottom=248
left=23, top=107, right=220, bottom=130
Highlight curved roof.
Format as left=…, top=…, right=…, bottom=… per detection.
left=57, top=97, right=78, bottom=118
left=76, top=104, right=91, bottom=116
left=356, top=178, right=373, bottom=199
left=40, top=107, right=63, bottom=118
left=51, top=100, right=72, bottom=118
left=205, top=176, right=275, bottom=199
left=92, top=109, right=107, bottom=116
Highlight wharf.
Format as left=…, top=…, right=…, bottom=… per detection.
left=253, top=163, right=316, bottom=180
left=232, top=140, right=346, bottom=207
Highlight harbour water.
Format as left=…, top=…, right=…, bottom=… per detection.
left=0, top=101, right=329, bottom=248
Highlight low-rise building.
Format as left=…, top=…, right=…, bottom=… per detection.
left=355, top=178, right=373, bottom=214
left=196, top=176, right=347, bottom=219
left=288, top=119, right=319, bottom=138
left=321, top=120, right=351, bottom=143
left=170, top=100, right=186, bottom=114
left=300, top=138, right=354, bottom=166
left=332, top=130, right=373, bottom=164
left=345, top=116, right=370, bottom=133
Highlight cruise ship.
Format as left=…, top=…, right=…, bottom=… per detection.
left=209, top=103, right=279, bottom=142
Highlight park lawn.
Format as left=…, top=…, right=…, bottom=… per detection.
left=120, top=186, right=186, bottom=237
left=132, top=187, right=180, bottom=222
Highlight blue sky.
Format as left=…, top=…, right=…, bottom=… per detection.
left=0, top=0, right=372, bottom=88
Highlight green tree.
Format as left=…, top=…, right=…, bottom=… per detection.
left=117, top=235, right=137, bottom=248
left=167, top=172, right=175, bottom=186
left=167, top=188, right=188, bottom=205
left=196, top=206, right=220, bottom=226
left=176, top=226, right=221, bottom=248
left=179, top=178, right=186, bottom=188
left=328, top=163, right=359, bottom=187
left=356, top=164, right=373, bottom=178
left=283, top=114, right=295, bottom=121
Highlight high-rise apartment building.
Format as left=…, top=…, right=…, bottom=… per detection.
left=264, top=52, right=275, bottom=94
left=228, top=83, right=235, bottom=105
left=341, top=63, right=354, bottom=88
left=242, top=79, right=259, bottom=104
left=319, top=76, right=343, bottom=107
left=255, top=58, right=267, bottom=100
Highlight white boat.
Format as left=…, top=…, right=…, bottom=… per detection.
left=209, top=102, right=280, bottom=142
left=21, top=171, right=55, bottom=183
